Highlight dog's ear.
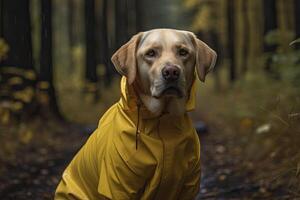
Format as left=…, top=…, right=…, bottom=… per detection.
left=111, top=33, right=143, bottom=85
left=189, top=33, right=217, bottom=82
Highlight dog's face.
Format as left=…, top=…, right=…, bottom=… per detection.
left=136, top=29, right=196, bottom=99
left=112, top=29, right=217, bottom=114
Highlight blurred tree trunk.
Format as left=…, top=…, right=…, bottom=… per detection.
left=84, top=0, right=98, bottom=100
left=263, top=0, right=277, bottom=52
left=227, top=0, right=236, bottom=82
left=0, top=0, right=37, bottom=122
left=135, top=0, right=142, bottom=32
left=127, top=0, right=138, bottom=35
left=0, top=0, right=33, bottom=70
left=247, top=0, right=264, bottom=71
left=68, top=0, right=75, bottom=74
left=294, top=0, right=300, bottom=49
left=115, top=0, right=129, bottom=49
left=68, top=0, right=76, bottom=49
left=96, top=0, right=112, bottom=85
left=38, top=0, right=61, bottom=118
left=277, top=0, right=294, bottom=50
left=263, top=0, right=278, bottom=73
left=241, top=0, right=249, bottom=74
left=0, top=0, right=3, bottom=36
left=235, top=0, right=249, bottom=76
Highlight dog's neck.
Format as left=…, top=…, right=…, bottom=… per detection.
left=141, top=94, right=186, bottom=116
left=132, top=81, right=186, bottom=117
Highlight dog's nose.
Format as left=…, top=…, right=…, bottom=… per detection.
left=162, top=65, right=180, bottom=81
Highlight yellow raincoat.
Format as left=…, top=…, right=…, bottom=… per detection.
left=55, top=77, right=201, bottom=200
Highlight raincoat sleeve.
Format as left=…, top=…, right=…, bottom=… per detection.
left=178, top=157, right=201, bottom=200
left=55, top=130, right=104, bottom=200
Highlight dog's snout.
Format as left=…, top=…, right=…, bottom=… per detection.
left=162, top=65, right=180, bottom=81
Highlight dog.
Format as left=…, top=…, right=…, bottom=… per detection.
left=55, top=28, right=217, bottom=200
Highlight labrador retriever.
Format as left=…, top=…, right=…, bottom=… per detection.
left=55, top=28, right=217, bottom=200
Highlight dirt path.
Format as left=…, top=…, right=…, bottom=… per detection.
left=196, top=124, right=295, bottom=200
left=0, top=121, right=297, bottom=199
left=0, top=123, right=90, bottom=200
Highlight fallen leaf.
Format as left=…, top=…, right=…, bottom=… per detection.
left=256, top=124, right=271, bottom=134
left=216, top=145, right=226, bottom=154
left=218, top=174, right=226, bottom=181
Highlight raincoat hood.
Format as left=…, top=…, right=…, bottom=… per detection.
left=55, top=77, right=201, bottom=200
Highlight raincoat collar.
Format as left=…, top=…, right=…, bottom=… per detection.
left=118, top=76, right=197, bottom=119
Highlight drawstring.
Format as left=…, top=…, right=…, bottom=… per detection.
left=136, top=102, right=141, bottom=150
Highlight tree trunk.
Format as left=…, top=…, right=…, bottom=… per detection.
left=294, top=0, right=300, bottom=49
left=263, top=0, right=278, bottom=52
left=97, top=0, right=113, bottom=85
left=135, top=0, right=142, bottom=32
left=85, top=0, right=97, bottom=84
left=263, top=0, right=278, bottom=74
left=67, top=0, right=75, bottom=74
left=84, top=0, right=98, bottom=101
left=39, top=0, right=61, bottom=118
left=227, top=0, right=236, bottom=82
left=0, top=0, right=36, bottom=120
left=241, top=0, right=249, bottom=74
left=68, top=0, right=76, bottom=48
left=0, top=0, right=3, bottom=36
left=127, top=0, right=138, bottom=36
left=115, top=0, right=129, bottom=49
left=0, top=0, right=33, bottom=69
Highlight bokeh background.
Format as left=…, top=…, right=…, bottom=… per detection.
left=0, top=0, right=300, bottom=199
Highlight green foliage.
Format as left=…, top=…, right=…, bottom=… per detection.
left=264, top=30, right=295, bottom=46
left=269, top=50, right=300, bottom=86
left=265, top=30, right=300, bottom=87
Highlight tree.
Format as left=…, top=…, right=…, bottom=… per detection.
left=263, top=0, right=277, bottom=52
left=134, top=0, right=142, bottom=32
left=68, top=0, right=76, bottom=49
left=38, top=0, right=61, bottom=117
left=0, top=0, right=36, bottom=119
left=263, top=0, right=278, bottom=74
left=0, top=0, right=3, bottom=36
left=241, top=0, right=249, bottom=73
left=0, top=0, right=33, bottom=70
left=294, top=0, right=300, bottom=49
left=84, top=0, right=98, bottom=100
left=96, top=0, right=112, bottom=85
left=115, top=0, right=129, bottom=49
left=68, top=0, right=76, bottom=74
left=227, top=0, right=236, bottom=82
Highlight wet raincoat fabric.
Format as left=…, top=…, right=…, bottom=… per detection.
left=55, top=77, right=201, bottom=200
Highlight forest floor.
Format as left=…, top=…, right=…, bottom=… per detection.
left=196, top=121, right=297, bottom=200
left=0, top=120, right=91, bottom=199
left=0, top=116, right=298, bottom=200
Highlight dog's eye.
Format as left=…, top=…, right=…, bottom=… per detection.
left=145, top=49, right=156, bottom=58
left=178, top=48, right=189, bottom=57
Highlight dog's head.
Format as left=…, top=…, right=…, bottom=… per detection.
left=112, top=29, right=217, bottom=114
